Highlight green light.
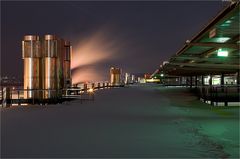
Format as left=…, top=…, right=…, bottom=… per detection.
left=216, top=37, right=230, bottom=43
left=160, top=74, right=164, bottom=77
left=217, top=49, right=228, bottom=57
left=225, top=20, right=232, bottom=24
left=221, top=23, right=230, bottom=27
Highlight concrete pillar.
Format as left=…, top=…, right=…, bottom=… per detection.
left=209, top=75, right=212, bottom=86
left=200, top=75, right=205, bottom=102
left=221, top=73, right=224, bottom=92
left=209, top=75, right=214, bottom=106
left=195, top=76, right=198, bottom=88
left=179, top=76, right=182, bottom=86
left=237, top=71, right=240, bottom=85
left=237, top=71, right=240, bottom=93
left=221, top=73, right=224, bottom=86
left=190, top=76, right=193, bottom=88
left=201, top=75, right=204, bottom=86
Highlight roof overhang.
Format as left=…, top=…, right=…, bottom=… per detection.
left=161, top=2, right=240, bottom=76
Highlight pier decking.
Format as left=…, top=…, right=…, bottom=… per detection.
left=1, top=84, right=239, bottom=158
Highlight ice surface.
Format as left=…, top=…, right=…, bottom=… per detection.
left=1, top=84, right=239, bottom=158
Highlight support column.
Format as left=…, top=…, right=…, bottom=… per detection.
left=195, top=76, right=198, bottom=88
left=179, top=76, right=182, bottom=86
left=224, top=74, right=228, bottom=106
left=190, top=76, right=193, bottom=88
left=201, top=75, right=205, bottom=102
left=209, top=75, right=212, bottom=86
left=221, top=73, right=224, bottom=92
left=237, top=71, right=240, bottom=94
left=209, top=75, right=214, bottom=106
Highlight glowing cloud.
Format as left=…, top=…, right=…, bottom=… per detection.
left=72, top=67, right=105, bottom=84
left=71, top=28, right=124, bottom=84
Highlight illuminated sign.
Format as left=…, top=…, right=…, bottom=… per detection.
left=217, top=49, right=228, bottom=57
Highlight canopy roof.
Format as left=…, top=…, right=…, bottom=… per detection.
left=162, top=2, right=239, bottom=76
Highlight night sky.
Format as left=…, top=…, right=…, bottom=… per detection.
left=1, top=1, right=227, bottom=83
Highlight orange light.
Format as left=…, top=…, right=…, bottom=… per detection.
left=88, top=88, right=94, bottom=93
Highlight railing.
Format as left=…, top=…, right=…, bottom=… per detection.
left=62, top=88, right=94, bottom=103
left=1, top=89, right=63, bottom=107
left=1, top=82, right=125, bottom=107
left=197, top=85, right=240, bottom=106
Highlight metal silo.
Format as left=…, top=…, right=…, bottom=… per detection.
left=56, top=39, right=64, bottom=91
left=43, top=35, right=57, bottom=98
left=22, top=35, right=41, bottom=99
left=63, top=41, right=72, bottom=88
left=110, top=67, right=121, bottom=86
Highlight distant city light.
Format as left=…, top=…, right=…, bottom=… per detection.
left=145, top=78, right=160, bottom=83
left=217, top=49, right=228, bottom=57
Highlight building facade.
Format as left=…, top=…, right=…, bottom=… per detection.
left=110, top=67, right=121, bottom=86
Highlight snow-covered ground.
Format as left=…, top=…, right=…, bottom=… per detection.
left=1, top=84, right=239, bottom=158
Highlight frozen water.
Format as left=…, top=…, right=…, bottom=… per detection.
left=1, top=84, right=239, bottom=158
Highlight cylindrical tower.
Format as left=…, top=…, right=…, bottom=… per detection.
left=131, top=74, right=135, bottom=83
left=56, top=39, right=65, bottom=90
left=110, top=67, right=121, bottom=86
left=125, top=73, right=130, bottom=84
left=63, top=41, right=72, bottom=88
left=43, top=35, right=58, bottom=98
left=22, top=35, right=41, bottom=99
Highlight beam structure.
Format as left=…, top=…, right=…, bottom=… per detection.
left=186, top=42, right=239, bottom=49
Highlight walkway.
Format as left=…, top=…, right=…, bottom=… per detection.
left=1, top=84, right=239, bottom=158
